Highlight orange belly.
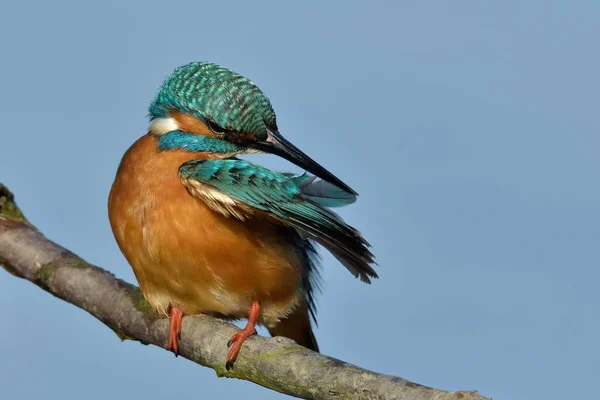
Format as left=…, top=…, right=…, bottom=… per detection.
left=108, top=135, right=302, bottom=326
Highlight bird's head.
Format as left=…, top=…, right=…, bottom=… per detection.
left=148, top=62, right=356, bottom=195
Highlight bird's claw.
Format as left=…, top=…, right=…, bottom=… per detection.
left=225, top=326, right=256, bottom=370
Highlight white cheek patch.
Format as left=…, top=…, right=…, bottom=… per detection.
left=148, top=117, right=180, bottom=135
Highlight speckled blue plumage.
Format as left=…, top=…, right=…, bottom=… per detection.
left=178, top=159, right=377, bottom=284
left=149, top=62, right=276, bottom=138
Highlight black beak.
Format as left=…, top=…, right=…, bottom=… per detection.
left=251, top=129, right=357, bottom=195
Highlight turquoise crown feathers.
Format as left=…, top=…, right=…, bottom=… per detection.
left=149, top=62, right=277, bottom=139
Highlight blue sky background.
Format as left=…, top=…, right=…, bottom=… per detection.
left=1, top=1, right=598, bottom=399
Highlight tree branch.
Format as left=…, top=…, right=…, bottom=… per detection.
left=0, top=184, right=489, bottom=400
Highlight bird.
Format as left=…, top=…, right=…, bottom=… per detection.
left=108, top=61, right=377, bottom=369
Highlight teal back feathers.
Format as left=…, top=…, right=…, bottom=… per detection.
left=179, top=160, right=356, bottom=209
left=149, top=62, right=277, bottom=138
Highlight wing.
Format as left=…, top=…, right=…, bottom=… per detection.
left=286, top=173, right=357, bottom=208
left=178, top=159, right=377, bottom=283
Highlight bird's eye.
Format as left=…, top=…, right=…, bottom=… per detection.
left=206, top=119, right=226, bottom=135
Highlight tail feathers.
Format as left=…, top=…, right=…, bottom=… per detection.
left=268, top=303, right=319, bottom=352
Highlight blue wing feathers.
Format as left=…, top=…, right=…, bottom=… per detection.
left=293, top=175, right=357, bottom=208
left=179, top=160, right=377, bottom=284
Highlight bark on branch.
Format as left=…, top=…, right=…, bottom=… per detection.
left=0, top=184, right=489, bottom=400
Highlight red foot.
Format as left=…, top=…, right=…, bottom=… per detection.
left=167, top=307, right=183, bottom=356
left=226, top=300, right=261, bottom=370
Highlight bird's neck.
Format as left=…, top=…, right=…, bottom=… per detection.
left=148, top=113, right=246, bottom=157
left=116, top=135, right=220, bottom=189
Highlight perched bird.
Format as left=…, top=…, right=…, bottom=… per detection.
left=108, top=62, right=376, bottom=369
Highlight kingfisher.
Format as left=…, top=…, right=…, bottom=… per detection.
left=108, top=62, right=377, bottom=369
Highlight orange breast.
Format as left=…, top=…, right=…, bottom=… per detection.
left=107, top=135, right=302, bottom=326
